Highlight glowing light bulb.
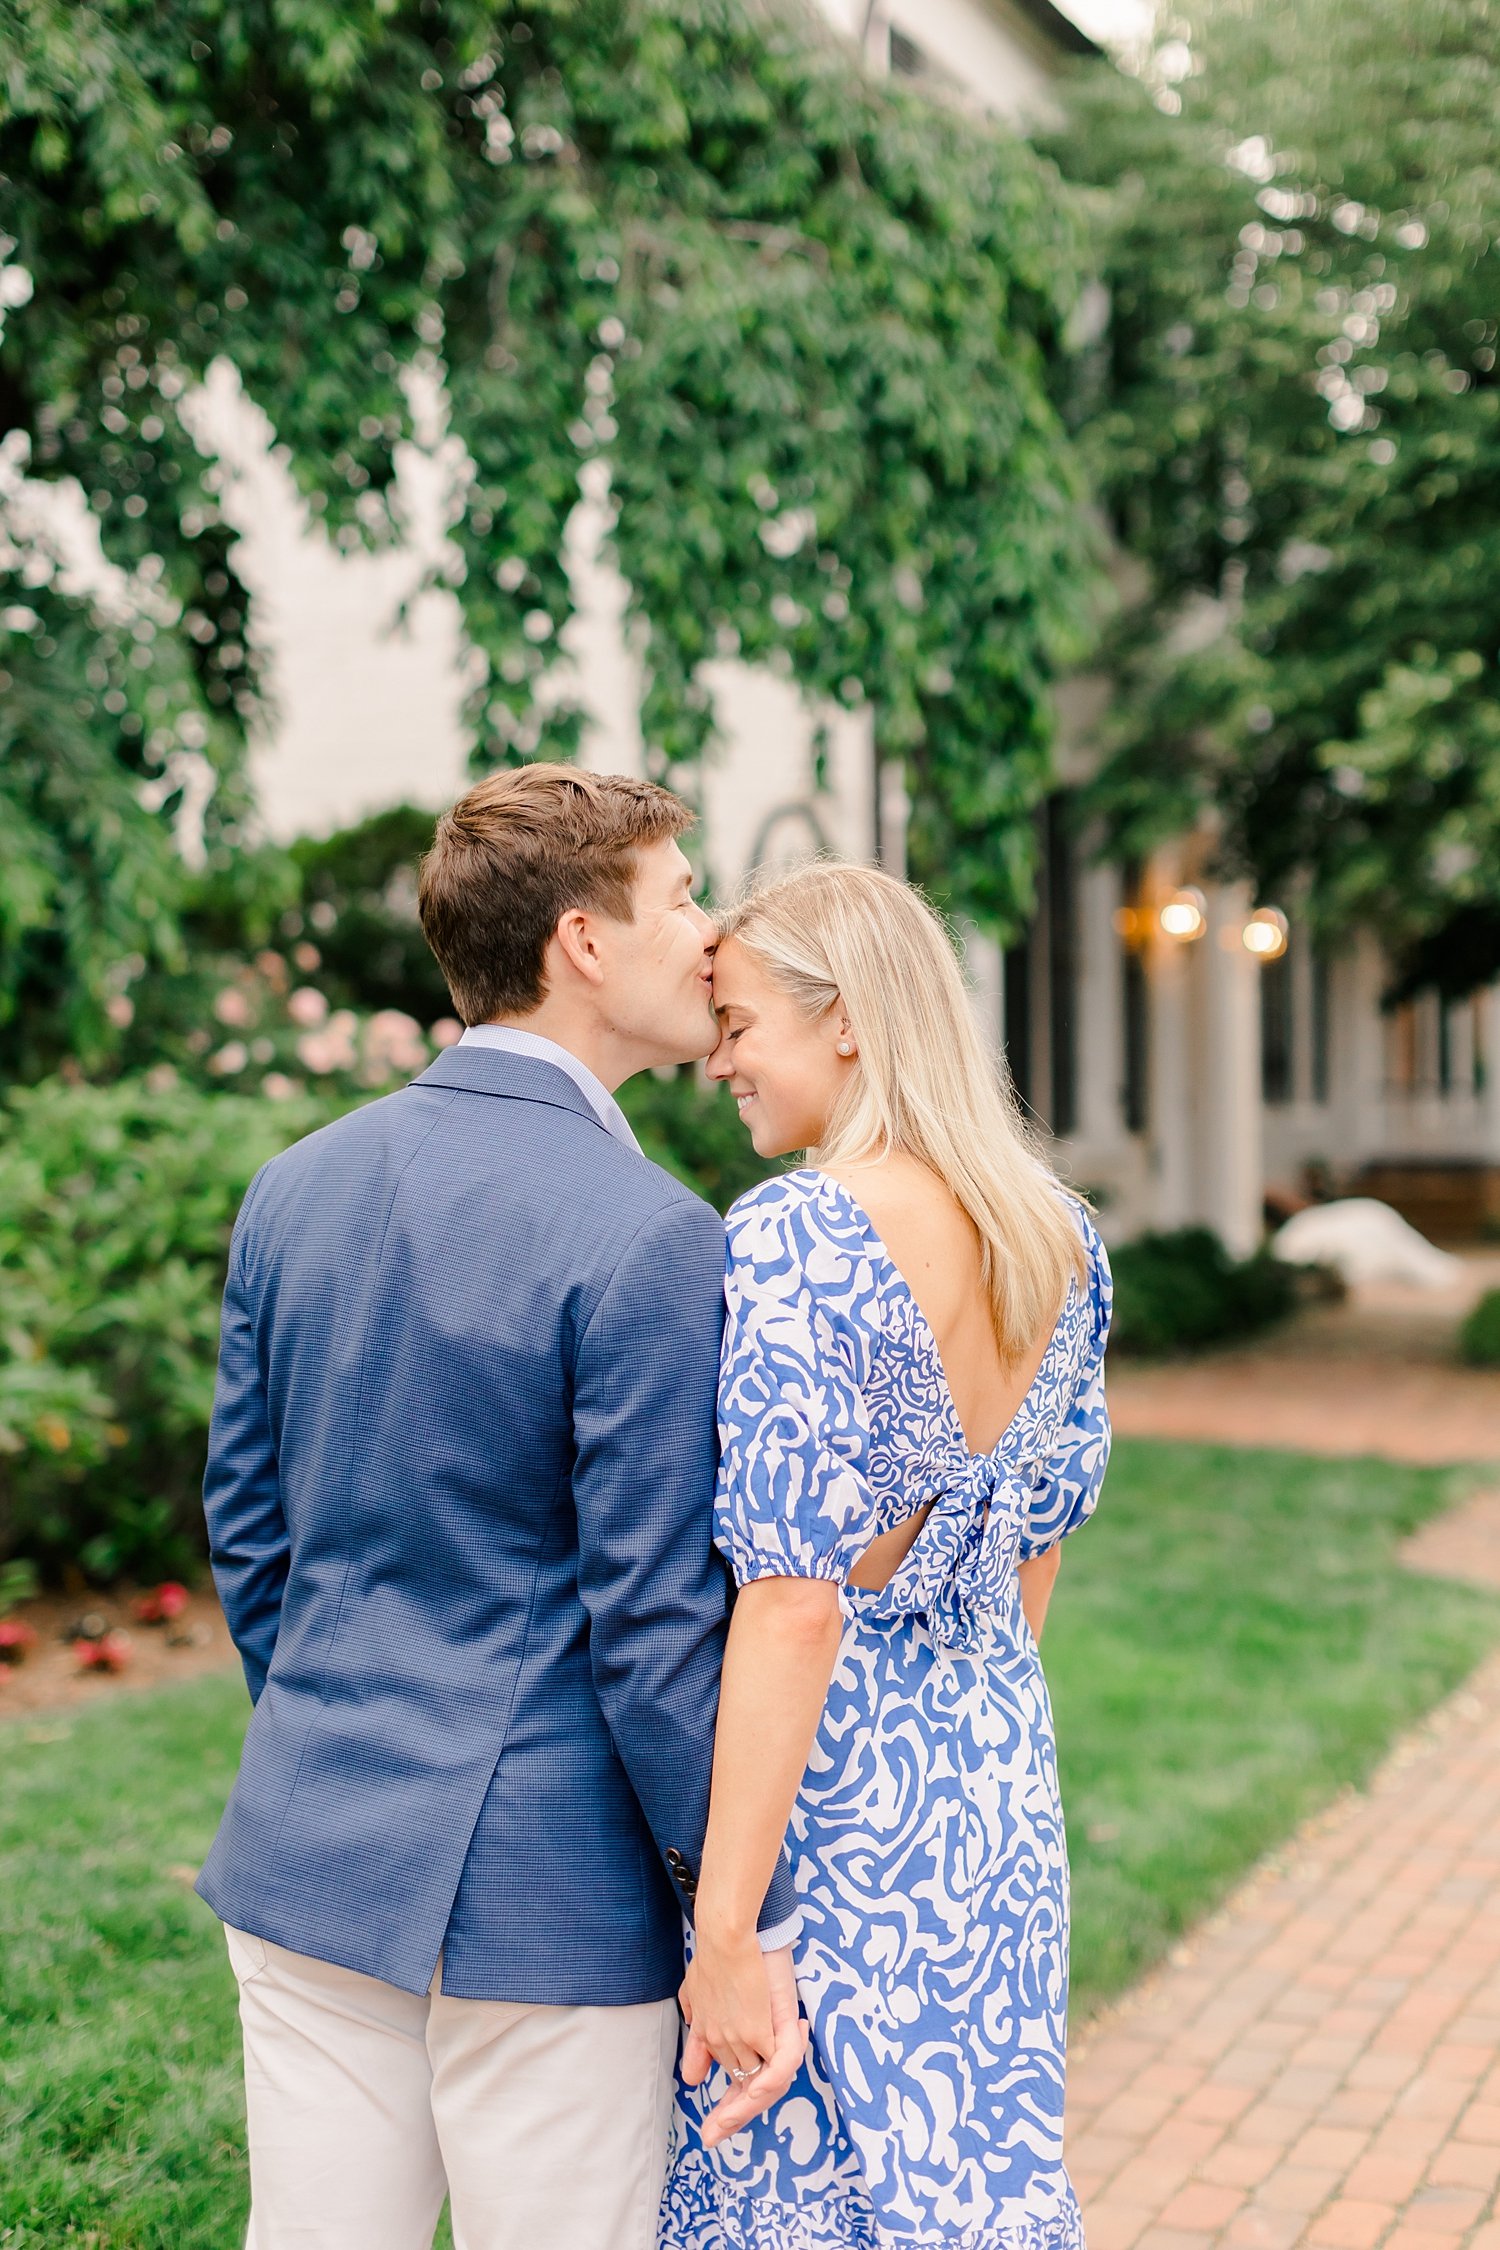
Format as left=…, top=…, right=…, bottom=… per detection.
left=1159, top=887, right=1207, bottom=941
left=1241, top=906, right=1289, bottom=959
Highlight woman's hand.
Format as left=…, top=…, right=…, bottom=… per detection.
left=681, top=1942, right=807, bottom=2146
left=680, top=1918, right=773, bottom=2083
left=675, top=1575, right=837, bottom=2141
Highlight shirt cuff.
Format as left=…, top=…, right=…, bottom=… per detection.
left=756, top=1911, right=803, bottom=1953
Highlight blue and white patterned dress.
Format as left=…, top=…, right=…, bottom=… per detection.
left=660, top=1169, right=1112, bottom=2250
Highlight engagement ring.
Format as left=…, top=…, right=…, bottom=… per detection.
left=730, top=2064, right=764, bottom=2082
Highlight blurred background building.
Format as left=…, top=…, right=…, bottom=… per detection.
left=208, top=0, right=1500, bottom=1255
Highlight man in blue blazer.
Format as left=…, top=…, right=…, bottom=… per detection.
left=199, top=765, right=801, bottom=2249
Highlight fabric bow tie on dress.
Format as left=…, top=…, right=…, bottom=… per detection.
left=875, top=1444, right=1023, bottom=1656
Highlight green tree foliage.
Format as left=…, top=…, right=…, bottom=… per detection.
left=1051, top=0, right=1500, bottom=993
left=0, top=0, right=1092, bottom=1085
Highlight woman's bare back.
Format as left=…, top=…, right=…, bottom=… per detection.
left=826, top=1155, right=1058, bottom=1591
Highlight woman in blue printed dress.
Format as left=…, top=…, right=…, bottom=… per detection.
left=660, top=862, right=1112, bottom=2250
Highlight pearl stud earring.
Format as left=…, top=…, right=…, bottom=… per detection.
left=837, top=1041, right=853, bottom=1056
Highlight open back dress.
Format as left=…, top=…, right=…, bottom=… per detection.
left=659, top=1168, right=1113, bottom=2250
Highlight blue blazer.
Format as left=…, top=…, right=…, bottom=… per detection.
left=197, top=1043, right=796, bottom=2001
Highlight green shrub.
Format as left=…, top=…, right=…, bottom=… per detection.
left=0, top=1558, right=38, bottom=1612
left=291, top=805, right=450, bottom=1026
left=1108, top=1225, right=1298, bottom=1357
left=1459, top=1287, right=1500, bottom=1367
left=0, top=1077, right=343, bottom=1581
left=619, top=1070, right=781, bottom=1212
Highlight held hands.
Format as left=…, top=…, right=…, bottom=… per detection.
left=680, top=1938, right=807, bottom=2148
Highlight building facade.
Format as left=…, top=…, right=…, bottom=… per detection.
left=238, top=0, right=1500, bottom=1246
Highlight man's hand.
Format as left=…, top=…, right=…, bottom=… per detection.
left=681, top=1942, right=806, bottom=2147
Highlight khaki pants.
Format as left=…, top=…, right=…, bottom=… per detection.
left=225, top=1925, right=678, bottom=2250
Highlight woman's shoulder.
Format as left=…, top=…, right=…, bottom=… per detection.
left=723, top=1169, right=871, bottom=1288
left=726, top=1168, right=843, bottom=1252
left=1057, top=1189, right=1112, bottom=1331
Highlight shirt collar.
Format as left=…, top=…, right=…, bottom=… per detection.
left=458, top=1024, right=641, bottom=1155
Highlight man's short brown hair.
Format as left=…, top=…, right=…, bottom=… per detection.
left=417, top=764, right=695, bottom=1024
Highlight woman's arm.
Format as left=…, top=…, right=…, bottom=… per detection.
left=1018, top=1546, right=1062, bottom=1644
left=680, top=1576, right=844, bottom=2100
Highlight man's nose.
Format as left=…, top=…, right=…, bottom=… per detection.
left=690, top=900, right=716, bottom=940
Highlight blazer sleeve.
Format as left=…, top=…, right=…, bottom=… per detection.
left=203, top=1177, right=288, bottom=1703
left=572, top=1193, right=799, bottom=1936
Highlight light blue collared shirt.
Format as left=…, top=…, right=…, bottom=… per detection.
left=457, top=1023, right=800, bottom=1957
left=458, top=1023, right=641, bottom=1154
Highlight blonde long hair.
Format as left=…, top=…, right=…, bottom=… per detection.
left=717, top=860, right=1087, bottom=1363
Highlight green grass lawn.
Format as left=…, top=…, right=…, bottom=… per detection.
left=3, top=1438, right=1498, bottom=2246
left=1051, top=1440, right=1500, bottom=2016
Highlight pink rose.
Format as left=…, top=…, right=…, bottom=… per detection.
left=76, top=1629, right=133, bottom=1674
left=362, top=1010, right=428, bottom=1078
left=134, top=1582, right=189, bottom=1625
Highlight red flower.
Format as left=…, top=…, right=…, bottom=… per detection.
left=76, top=1630, right=133, bottom=1673
left=0, top=1619, right=37, bottom=1665
left=134, top=1582, right=190, bottom=1624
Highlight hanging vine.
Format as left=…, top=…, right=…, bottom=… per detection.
left=0, top=0, right=1094, bottom=1073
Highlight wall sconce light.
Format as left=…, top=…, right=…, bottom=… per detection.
left=1159, top=886, right=1207, bottom=941
left=1241, top=905, right=1289, bottom=959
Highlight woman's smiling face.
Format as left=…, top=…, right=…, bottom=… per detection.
left=707, top=934, right=856, bottom=1157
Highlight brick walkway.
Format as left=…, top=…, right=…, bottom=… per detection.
left=1073, top=1256, right=1500, bottom=2246
left=1068, top=1651, right=1500, bottom=2249
left=1070, top=1317, right=1500, bottom=2250
left=1108, top=1256, right=1500, bottom=1467
left=1402, top=1492, right=1500, bottom=1598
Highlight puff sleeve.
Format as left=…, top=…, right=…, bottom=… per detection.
left=715, top=1182, right=877, bottom=1588
left=1019, top=1213, right=1113, bottom=1561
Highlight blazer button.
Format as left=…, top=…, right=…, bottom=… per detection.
left=666, top=1847, right=686, bottom=1868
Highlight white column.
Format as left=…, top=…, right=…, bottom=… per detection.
left=1333, top=932, right=1389, bottom=1175
left=1197, top=880, right=1265, bottom=1256
left=959, top=922, right=1004, bottom=1057
left=1448, top=998, right=1476, bottom=1115
left=877, top=760, right=909, bottom=881
left=1073, top=852, right=1125, bottom=1151
left=1290, top=914, right=1315, bottom=1103
left=1146, top=918, right=1193, bottom=1230
left=1480, top=985, right=1500, bottom=1160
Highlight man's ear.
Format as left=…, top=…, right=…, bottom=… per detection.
left=552, top=907, right=606, bottom=989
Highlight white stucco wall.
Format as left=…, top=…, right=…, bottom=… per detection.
left=189, top=364, right=472, bottom=841
left=887, top=0, right=1062, bottom=124
left=215, top=0, right=1099, bottom=853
